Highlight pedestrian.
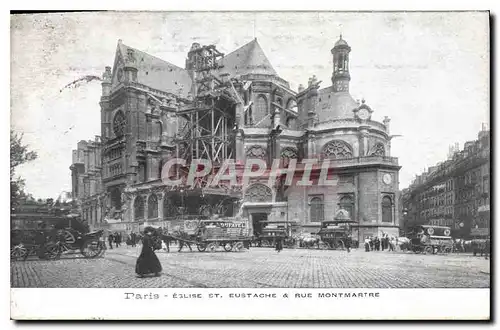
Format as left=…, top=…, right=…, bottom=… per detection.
left=107, top=233, right=114, bottom=250
left=275, top=237, right=283, bottom=253
left=389, top=237, right=395, bottom=251
left=364, top=236, right=370, bottom=252
left=381, top=234, right=385, bottom=251
left=369, top=237, right=374, bottom=251
left=375, top=237, right=380, bottom=251
left=345, top=237, right=351, bottom=253
left=135, top=227, right=162, bottom=278
left=130, top=232, right=137, bottom=247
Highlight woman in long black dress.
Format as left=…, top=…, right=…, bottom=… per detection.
left=275, top=237, right=283, bottom=253
left=135, top=227, right=162, bottom=278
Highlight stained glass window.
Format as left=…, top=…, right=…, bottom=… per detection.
left=382, top=196, right=393, bottom=223
left=134, top=196, right=144, bottom=220
left=321, top=140, right=353, bottom=159
left=148, top=194, right=158, bottom=219
left=113, top=111, right=126, bottom=137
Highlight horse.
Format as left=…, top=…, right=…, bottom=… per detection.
left=299, top=235, right=320, bottom=249
left=395, top=237, right=411, bottom=252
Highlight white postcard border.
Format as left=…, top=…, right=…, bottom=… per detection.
left=10, top=288, right=490, bottom=320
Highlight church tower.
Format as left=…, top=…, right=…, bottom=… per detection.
left=331, top=35, right=351, bottom=92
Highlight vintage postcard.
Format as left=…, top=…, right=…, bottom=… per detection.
left=9, top=11, right=490, bottom=320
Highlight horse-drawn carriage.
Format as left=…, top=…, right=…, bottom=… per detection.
left=164, top=218, right=252, bottom=252
left=317, top=218, right=356, bottom=250
left=11, top=214, right=105, bottom=261
left=407, top=225, right=453, bottom=255
left=253, top=221, right=296, bottom=248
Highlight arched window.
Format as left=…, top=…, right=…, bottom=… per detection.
left=148, top=194, right=158, bottom=219
left=253, top=95, right=268, bottom=124
left=382, top=196, right=393, bottom=223
left=163, top=197, right=177, bottom=219
left=286, top=99, right=297, bottom=112
left=113, top=110, right=126, bottom=137
left=370, top=143, right=385, bottom=157
left=286, top=117, right=297, bottom=130
left=280, top=147, right=298, bottom=168
left=244, top=183, right=272, bottom=203
left=339, top=195, right=354, bottom=220
left=110, top=187, right=121, bottom=209
left=309, top=196, right=324, bottom=223
left=134, top=196, right=145, bottom=221
left=321, top=140, right=353, bottom=159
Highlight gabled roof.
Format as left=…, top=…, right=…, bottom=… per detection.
left=117, top=42, right=192, bottom=98
left=217, top=38, right=277, bottom=77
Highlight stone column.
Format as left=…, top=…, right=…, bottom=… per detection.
left=359, top=126, right=369, bottom=157
left=143, top=194, right=149, bottom=222
left=235, top=130, right=244, bottom=162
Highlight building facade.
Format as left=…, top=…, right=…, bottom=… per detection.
left=401, top=126, right=490, bottom=238
left=71, top=36, right=401, bottom=239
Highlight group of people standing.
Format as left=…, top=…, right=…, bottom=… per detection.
left=107, top=232, right=141, bottom=249
left=364, top=234, right=396, bottom=252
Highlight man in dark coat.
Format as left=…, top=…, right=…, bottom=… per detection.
left=275, top=237, right=283, bottom=253
left=107, top=233, right=114, bottom=249
left=115, top=232, right=122, bottom=248
left=135, top=227, right=162, bottom=278
left=130, top=232, right=137, bottom=247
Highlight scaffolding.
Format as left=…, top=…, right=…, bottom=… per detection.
left=176, top=44, right=238, bottom=167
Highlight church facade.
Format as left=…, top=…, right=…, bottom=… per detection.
left=71, top=36, right=401, bottom=241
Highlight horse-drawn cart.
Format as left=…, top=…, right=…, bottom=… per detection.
left=407, top=225, right=453, bottom=255
left=165, top=218, right=252, bottom=252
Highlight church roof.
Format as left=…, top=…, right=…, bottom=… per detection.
left=217, top=38, right=277, bottom=77
left=333, top=35, right=350, bottom=48
left=315, top=86, right=359, bottom=122
left=117, top=42, right=192, bottom=98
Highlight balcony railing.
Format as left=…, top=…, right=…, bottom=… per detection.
left=291, top=155, right=399, bottom=170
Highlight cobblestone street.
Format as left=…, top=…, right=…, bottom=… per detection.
left=11, top=246, right=490, bottom=288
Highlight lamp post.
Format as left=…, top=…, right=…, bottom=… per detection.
left=179, top=188, right=185, bottom=222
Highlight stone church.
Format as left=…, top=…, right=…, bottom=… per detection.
left=70, top=35, right=401, bottom=241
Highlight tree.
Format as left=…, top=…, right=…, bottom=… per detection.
left=11, top=130, right=38, bottom=210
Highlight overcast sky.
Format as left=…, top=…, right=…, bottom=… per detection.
left=10, top=11, right=489, bottom=199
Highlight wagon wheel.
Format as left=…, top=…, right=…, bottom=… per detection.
left=207, top=242, right=218, bottom=252
left=197, top=243, right=207, bottom=252
left=223, top=242, right=233, bottom=252
left=443, top=246, right=452, bottom=254
left=338, top=240, right=346, bottom=250
left=44, top=242, right=63, bottom=260
left=424, top=246, right=433, bottom=254
left=233, top=242, right=244, bottom=252
left=318, top=242, right=329, bottom=250
left=80, top=238, right=103, bottom=258
left=11, top=245, right=27, bottom=261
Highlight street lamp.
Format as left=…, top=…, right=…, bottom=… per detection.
left=179, top=188, right=185, bottom=221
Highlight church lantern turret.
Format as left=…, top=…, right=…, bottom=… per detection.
left=331, top=35, right=351, bottom=93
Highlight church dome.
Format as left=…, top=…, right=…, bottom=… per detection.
left=315, top=86, right=359, bottom=122
left=333, top=35, right=350, bottom=49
